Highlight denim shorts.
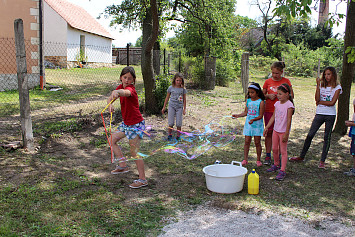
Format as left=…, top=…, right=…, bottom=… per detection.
left=116, top=120, right=145, bottom=140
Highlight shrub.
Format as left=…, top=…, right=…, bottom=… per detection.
left=249, top=55, right=275, bottom=77
left=154, top=74, right=172, bottom=110
left=190, top=57, right=205, bottom=88
left=215, top=59, right=236, bottom=87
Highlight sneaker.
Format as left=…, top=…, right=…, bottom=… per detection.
left=289, top=156, right=304, bottom=162
left=256, top=161, right=263, bottom=167
left=267, top=165, right=280, bottom=172
left=241, top=160, right=248, bottom=166
left=129, top=179, right=148, bottom=188
left=263, top=157, right=271, bottom=165
left=167, top=135, right=173, bottom=141
left=344, top=168, right=355, bottom=176
left=318, top=161, right=325, bottom=169
left=275, top=170, right=286, bottom=181
left=111, top=166, right=129, bottom=174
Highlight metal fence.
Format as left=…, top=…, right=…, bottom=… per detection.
left=0, top=38, right=130, bottom=140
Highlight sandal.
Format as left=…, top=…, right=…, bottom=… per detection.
left=241, top=160, right=248, bottom=166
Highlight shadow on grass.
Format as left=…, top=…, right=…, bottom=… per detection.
left=1, top=102, right=354, bottom=235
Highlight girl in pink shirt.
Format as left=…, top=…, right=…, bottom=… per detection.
left=263, top=84, right=295, bottom=181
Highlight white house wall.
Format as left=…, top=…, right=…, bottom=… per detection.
left=67, top=27, right=112, bottom=63
left=43, top=1, right=67, bottom=57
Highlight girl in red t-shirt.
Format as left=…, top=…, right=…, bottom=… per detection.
left=262, top=62, right=294, bottom=165
left=107, top=66, right=147, bottom=189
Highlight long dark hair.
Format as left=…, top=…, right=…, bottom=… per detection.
left=277, top=83, right=295, bottom=114
left=248, top=82, right=265, bottom=100
left=172, top=72, right=185, bottom=88
left=320, top=66, right=339, bottom=88
left=120, top=66, right=136, bottom=84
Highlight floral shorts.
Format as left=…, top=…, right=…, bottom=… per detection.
left=116, top=120, right=145, bottom=140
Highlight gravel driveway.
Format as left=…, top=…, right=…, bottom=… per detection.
left=159, top=204, right=355, bottom=237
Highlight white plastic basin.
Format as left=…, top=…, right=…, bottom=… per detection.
left=202, top=161, right=247, bottom=194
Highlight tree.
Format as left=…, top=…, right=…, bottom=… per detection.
left=105, top=0, right=161, bottom=114
left=105, top=0, right=238, bottom=113
left=274, top=0, right=355, bottom=135
left=252, top=0, right=283, bottom=60
left=174, top=0, right=237, bottom=58
left=276, top=17, right=333, bottom=50
left=334, top=1, right=355, bottom=134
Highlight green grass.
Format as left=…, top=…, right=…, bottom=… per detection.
left=0, top=65, right=143, bottom=117
left=0, top=170, right=169, bottom=236
left=1, top=67, right=354, bottom=236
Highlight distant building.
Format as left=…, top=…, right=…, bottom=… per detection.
left=44, top=0, right=114, bottom=68
left=0, top=0, right=115, bottom=91
left=0, top=0, right=41, bottom=91
left=239, top=27, right=264, bottom=54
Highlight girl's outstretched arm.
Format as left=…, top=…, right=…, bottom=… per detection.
left=232, top=105, right=248, bottom=118
left=282, top=107, right=294, bottom=143
left=112, top=89, right=131, bottom=98
left=161, top=92, right=171, bottom=114
left=107, top=91, right=118, bottom=113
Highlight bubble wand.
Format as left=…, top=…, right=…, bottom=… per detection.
left=101, top=99, right=115, bottom=163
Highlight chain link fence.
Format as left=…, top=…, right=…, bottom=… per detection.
left=0, top=37, right=189, bottom=143
left=0, top=38, right=129, bottom=141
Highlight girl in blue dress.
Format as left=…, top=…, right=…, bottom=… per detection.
left=233, top=83, right=265, bottom=167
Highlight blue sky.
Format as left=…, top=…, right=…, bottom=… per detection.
left=67, top=0, right=347, bottom=47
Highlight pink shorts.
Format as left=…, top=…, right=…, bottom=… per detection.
left=264, top=112, right=274, bottom=132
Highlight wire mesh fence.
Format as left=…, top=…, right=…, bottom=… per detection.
left=0, top=38, right=133, bottom=140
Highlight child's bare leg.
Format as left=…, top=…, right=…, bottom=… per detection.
left=110, top=131, right=126, bottom=167
left=168, top=127, right=173, bottom=135
left=244, top=136, right=252, bottom=161
left=129, top=136, right=146, bottom=180
left=254, top=136, right=262, bottom=161
left=177, top=126, right=182, bottom=137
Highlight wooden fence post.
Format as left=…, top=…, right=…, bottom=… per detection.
left=14, top=19, right=34, bottom=151
left=204, top=56, right=216, bottom=90
left=241, top=52, right=249, bottom=99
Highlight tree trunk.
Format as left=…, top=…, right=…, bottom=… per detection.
left=333, top=1, right=355, bottom=135
left=153, top=41, right=160, bottom=75
left=141, top=1, right=159, bottom=114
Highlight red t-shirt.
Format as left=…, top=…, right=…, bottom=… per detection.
left=116, top=84, right=143, bottom=125
left=263, top=77, right=292, bottom=113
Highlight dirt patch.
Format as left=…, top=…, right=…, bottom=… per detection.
left=1, top=84, right=354, bottom=229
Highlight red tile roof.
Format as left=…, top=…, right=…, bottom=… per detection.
left=45, top=0, right=114, bottom=39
